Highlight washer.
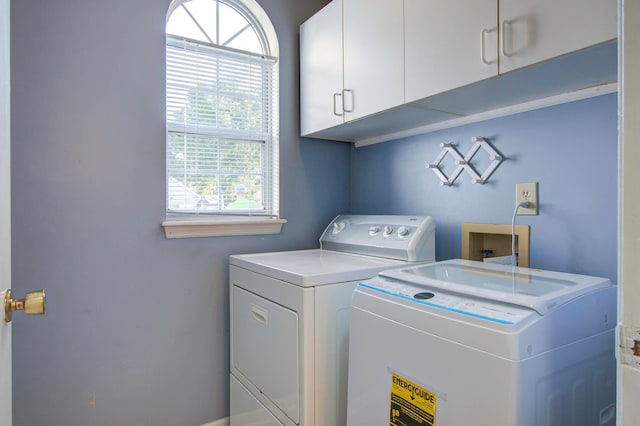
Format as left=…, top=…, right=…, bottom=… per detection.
left=346, top=259, right=617, bottom=426
left=229, top=215, right=436, bottom=426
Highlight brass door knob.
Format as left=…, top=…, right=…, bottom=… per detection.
left=3, top=289, right=46, bottom=323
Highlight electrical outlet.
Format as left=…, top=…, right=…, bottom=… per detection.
left=516, top=182, right=538, bottom=215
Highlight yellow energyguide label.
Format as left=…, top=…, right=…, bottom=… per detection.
left=389, top=372, right=436, bottom=426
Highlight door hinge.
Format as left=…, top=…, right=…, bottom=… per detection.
left=617, top=324, right=640, bottom=369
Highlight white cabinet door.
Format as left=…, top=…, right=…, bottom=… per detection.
left=343, top=0, right=404, bottom=122
left=405, top=0, right=498, bottom=103
left=300, top=0, right=344, bottom=136
left=499, top=0, right=617, bottom=73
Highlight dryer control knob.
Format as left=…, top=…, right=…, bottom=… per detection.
left=369, top=226, right=381, bottom=236
left=383, top=226, right=394, bottom=237
left=398, top=226, right=410, bottom=237
left=332, top=221, right=346, bottom=235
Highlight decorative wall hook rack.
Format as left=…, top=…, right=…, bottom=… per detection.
left=426, top=136, right=503, bottom=186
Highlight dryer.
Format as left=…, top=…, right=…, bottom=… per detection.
left=346, top=259, right=617, bottom=426
left=229, top=215, right=436, bottom=426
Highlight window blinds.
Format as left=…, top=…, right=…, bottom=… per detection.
left=166, top=36, right=278, bottom=216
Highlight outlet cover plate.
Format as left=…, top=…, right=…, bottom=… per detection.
left=516, top=182, right=538, bottom=215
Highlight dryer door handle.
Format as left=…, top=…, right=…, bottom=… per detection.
left=251, top=304, right=268, bottom=326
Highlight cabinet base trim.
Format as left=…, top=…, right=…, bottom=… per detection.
left=355, top=82, right=617, bottom=147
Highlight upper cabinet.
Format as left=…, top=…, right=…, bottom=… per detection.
left=301, top=0, right=618, bottom=143
left=343, top=0, right=404, bottom=121
left=300, top=0, right=343, bottom=136
left=405, top=0, right=499, bottom=103
left=405, top=0, right=617, bottom=103
left=300, top=0, right=404, bottom=137
left=498, top=0, right=617, bottom=73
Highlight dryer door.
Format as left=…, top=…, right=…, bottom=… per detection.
left=232, top=286, right=300, bottom=423
left=230, top=374, right=284, bottom=426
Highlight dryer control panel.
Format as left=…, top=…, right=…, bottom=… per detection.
left=320, top=215, right=436, bottom=262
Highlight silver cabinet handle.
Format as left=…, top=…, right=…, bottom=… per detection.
left=342, top=89, right=354, bottom=113
left=333, top=92, right=343, bottom=116
left=501, top=19, right=514, bottom=57
left=481, top=28, right=495, bottom=65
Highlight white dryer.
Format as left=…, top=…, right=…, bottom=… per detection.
left=229, top=215, right=436, bottom=426
left=346, top=259, right=617, bottom=426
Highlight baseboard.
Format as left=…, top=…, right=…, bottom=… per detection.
left=201, top=418, right=229, bottom=426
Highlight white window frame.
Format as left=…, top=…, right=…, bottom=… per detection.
left=161, top=0, right=285, bottom=238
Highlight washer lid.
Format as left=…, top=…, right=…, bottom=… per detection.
left=230, top=249, right=406, bottom=287
left=379, top=259, right=612, bottom=315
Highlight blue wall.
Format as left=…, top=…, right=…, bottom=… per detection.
left=10, top=1, right=343, bottom=425
left=9, top=0, right=618, bottom=423
left=351, top=93, right=618, bottom=282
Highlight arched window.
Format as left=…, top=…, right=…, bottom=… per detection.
left=166, top=0, right=279, bottom=218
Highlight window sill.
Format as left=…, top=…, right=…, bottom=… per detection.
left=161, top=217, right=287, bottom=239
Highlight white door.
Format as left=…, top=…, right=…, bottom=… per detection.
left=619, top=0, right=640, bottom=423
left=0, top=0, right=11, bottom=421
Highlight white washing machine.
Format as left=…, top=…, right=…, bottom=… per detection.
left=229, top=215, right=437, bottom=426
left=346, top=259, right=617, bottom=426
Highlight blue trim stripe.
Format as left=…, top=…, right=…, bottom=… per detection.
left=358, top=283, right=514, bottom=325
